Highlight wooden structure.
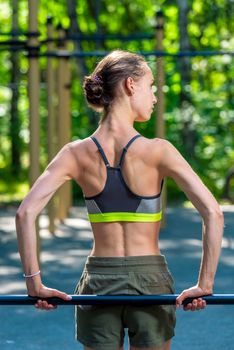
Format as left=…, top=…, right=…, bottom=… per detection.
left=56, top=25, right=71, bottom=223
left=46, top=16, right=58, bottom=234
left=155, top=10, right=167, bottom=227
left=28, top=0, right=40, bottom=260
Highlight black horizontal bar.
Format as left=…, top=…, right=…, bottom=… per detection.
left=0, top=294, right=234, bottom=306
left=0, top=44, right=233, bottom=58
left=0, top=31, right=40, bottom=37
left=29, top=50, right=234, bottom=59
left=0, top=32, right=155, bottom=41
left=66, top=33, right=155, bottom=41
left=0, top=40, right=27, bottom=46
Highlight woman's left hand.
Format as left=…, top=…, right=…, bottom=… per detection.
left=176, top=285, right=212, bottom=311
left=27, top=283, right=72, bottom=311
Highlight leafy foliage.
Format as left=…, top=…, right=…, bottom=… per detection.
left=0, top=0, right=233, bottom=204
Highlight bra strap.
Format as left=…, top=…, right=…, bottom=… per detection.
left=118, top=134, right=142, bottom=167
left=91, top=137, right=110, bottom=167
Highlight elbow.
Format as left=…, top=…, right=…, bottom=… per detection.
left=205, top=205, right=224, bottom=223
left=15, top=208, right=27, bottom=223
left=16, top=209, right=24, bottom=221
left=16, top=206, right=35, bottom=223
left=209, top=205, right=223, bottom=218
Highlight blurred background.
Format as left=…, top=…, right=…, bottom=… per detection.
left=0, top=0, right=233, bottom=212
left=0, top=2, right=234, bottom=350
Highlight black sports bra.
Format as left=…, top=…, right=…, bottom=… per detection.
left=84, top=134, right=164, bottom=223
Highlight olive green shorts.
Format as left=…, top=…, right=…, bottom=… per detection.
left=74, top=255, right=176, bottom=350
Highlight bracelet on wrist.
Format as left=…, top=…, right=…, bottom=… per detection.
left=23, top=270, right=41, bottom=278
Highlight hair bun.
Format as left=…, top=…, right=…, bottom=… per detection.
left=83, top=50, right=146, bottom=117
left=93, top=75, right=103, bottom=85
left=83, top=75, right=105, bottom=110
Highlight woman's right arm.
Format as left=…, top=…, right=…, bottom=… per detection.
left=16, top=142, right=80, bottom=309
left=157, top=139, right=224, bottom=311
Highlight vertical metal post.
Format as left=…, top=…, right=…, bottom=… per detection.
left=155, top=10, right=167, bottom=228
left=46, top=16, right=58, bottom=234
left=28, top=0, right=40, bottom=260
left=57, top=24, right=71, bottom=222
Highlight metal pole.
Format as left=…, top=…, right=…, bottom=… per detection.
left=1, top=294, right=234, bottom=306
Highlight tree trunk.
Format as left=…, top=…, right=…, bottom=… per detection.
left=66, top=0, right=98, bottom=127
left=88, top=0, right=102, bottom=49
left=225, top=0, right=234, bottom=109
left=177, top=0, right=196, bottom=158
left=177, top=0, right=191, bottom=102
left=66, top=0, right=88, bottom=77
left=10, top=0, right=21, bottom=176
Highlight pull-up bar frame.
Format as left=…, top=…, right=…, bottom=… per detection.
left=0, top=294, right=234, bottom=306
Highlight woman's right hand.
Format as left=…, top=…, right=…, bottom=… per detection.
left=27, top=283, right=72, bottom=311
left=176, top=284, right=212, bottom=311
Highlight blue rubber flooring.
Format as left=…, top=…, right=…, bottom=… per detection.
left=0, top=205, right=233, bottom=350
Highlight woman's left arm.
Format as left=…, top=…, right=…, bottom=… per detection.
left=15, top=142, right=80, bottom=309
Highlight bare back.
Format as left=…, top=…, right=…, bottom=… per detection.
left=19, top=127, right=220, bottom=259
left=70, top=134, right=164, bottom=257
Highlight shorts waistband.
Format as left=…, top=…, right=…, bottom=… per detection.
left=84, top=254, right=168, bottom=273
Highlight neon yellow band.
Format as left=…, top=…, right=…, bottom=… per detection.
left=88, top=211, right=162, bottom=223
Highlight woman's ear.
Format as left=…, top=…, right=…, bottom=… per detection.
left=125, top=77, right=135, bottom=96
